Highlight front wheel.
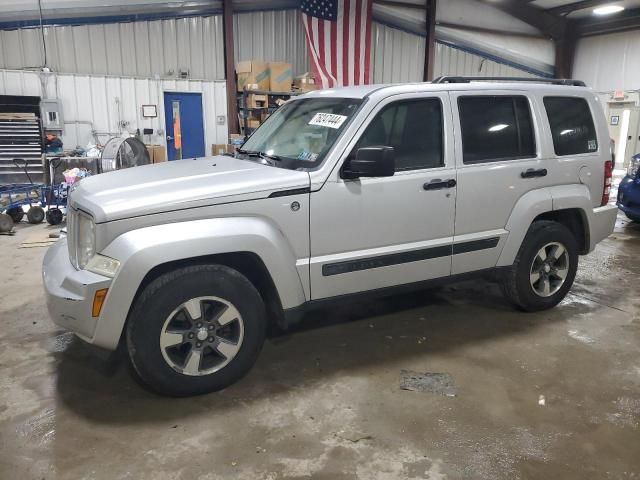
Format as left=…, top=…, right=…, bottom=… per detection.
left=126, top=264, right=267, bottom=396
left=501, top=220, right=578, bottom=312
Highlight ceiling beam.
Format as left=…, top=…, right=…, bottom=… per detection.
left=475, top=0, right=567, bottom=39
left=548, top=0, right=616, bottom=16
left=577, top=7, right=640, bottom=35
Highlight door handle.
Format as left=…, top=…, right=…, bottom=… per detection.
left=423, top=178, right=457, bottom=190
left=166, top=135, right=174, bottom=141
left=521, top=168, right=547, bottom=179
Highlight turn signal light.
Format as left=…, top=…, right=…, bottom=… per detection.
left=92, top=288, right=109, bottom=317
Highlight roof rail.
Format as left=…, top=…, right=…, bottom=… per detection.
left=432, top=76, right=587, bottom=87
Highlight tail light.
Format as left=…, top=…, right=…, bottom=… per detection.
left=602, top=159, right=613, bottom=206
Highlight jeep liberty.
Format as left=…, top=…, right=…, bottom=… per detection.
left=43, top=77, right=618, bottom=396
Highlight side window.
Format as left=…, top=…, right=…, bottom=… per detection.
left=355, top=98, right=443, bottom=171
left=543, top=97, right=597, bottom=156
left=458, top=96, right=536, bottom=164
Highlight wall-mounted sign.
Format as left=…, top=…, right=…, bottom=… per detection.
left=142, top=105, right=157, bottom=118
left=610, top=115, right=620, bottom=126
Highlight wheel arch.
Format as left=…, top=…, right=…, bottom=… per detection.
left=93, top=217, right=307, bottom=350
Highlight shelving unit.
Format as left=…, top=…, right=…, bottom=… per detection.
left=237, top=88, right=300, bottom=140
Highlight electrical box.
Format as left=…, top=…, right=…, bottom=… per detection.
left=40, top=99, right=64, bottom=133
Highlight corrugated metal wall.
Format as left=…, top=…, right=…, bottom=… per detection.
left=371, top=23, right=425, bottom=83
left=0, top=17, right=225, bottom=79
left=0, top=10, right=310, bottom=80
left=0, top=69, right=228, bottom=151
left=574, top=30, right=640, bottom=92
left=233, top=9, right=309, bottom=75
left=371, top=23, right=537, bottom=83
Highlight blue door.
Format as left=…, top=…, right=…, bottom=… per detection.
left=164, top=92, right=205, bottom=160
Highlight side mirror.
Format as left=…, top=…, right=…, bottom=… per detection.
left=341, top=146, right=395, bottom=179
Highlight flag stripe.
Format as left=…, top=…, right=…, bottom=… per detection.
left=300, top=0, right=372, bottom=88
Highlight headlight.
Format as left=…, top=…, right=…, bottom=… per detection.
left=76, top=211, right=95, bottom=269
left=86, top=254, right=120, bottom=278
left=628, top=155, right=640, bottom=178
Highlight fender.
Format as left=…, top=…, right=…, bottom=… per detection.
left=496, top=188, right=553, bottom=267
left=92, top=217, right=307, bottom=350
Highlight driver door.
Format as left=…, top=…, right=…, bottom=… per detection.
left=309, top=93, right=457, bottom=300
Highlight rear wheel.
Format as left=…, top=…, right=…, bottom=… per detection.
left=27, top=206, right=45, bottom=224
left=6, top=207, right=24, bottom=223
left=501, top=220, right=578, bottom=312
left=126, top=264, right=267, bottom=396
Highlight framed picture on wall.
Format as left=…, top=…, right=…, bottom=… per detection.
left=142, top=105, right=158, bottom=118
left=610, top=115, right=620, bottom=126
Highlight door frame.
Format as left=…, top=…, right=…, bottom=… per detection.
left=162, top=90, right=207, bottom=160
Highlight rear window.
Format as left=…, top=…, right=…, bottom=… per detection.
left=458, top=96, right=536, bottom=164
left=543, top=97, right=598, bottom=156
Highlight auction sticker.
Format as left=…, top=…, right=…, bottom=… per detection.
left=309, top=112, right=348, bottom=129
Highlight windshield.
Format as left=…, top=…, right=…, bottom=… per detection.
left=239, top=97, right=362, bottom=169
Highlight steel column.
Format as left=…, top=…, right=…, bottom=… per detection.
left=223, top=0, right=238, bottom=135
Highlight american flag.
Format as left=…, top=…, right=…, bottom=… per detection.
left=300, top=0, right=373, bottom=88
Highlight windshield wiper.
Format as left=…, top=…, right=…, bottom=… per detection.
left=236, top=148, right=283, bottom=162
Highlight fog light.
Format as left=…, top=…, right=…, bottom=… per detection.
left=92, top=288, right=109, bottom=317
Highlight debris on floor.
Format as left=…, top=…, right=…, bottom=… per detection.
left=538, top=395, right=546, bottom=406
left=400, top=370, right=457, bottom=397
left=335, top=430, right=373, bottom=443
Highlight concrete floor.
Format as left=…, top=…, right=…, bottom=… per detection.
left=0, top=215, right=639, bottom=480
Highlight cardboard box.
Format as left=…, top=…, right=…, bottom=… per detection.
left=294, top=72, right=320, bottom=92
left=247, top=119, right=261, bottom=129
left=246, top=93, right=268, bottom=109
left=212, top=144, right=234, bottom=156
left=268, top=62, right=293, bottom=92
left=145, top=144, right=166, bottom=163
left=236, top=60, right=269, bottom=92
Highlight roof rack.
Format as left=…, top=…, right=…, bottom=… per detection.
left=432, top=76, right=586, bottom=87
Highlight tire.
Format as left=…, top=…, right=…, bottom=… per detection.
left=126, top=264, right=267, bottom=396
left=625, top=212, right=640, bottom=223
left=26, top=206, right=45, bottom=224
left=46, top=208, right=64, bottom=225
left=6, top=207, right=24, bottom=223
left=501, top=220, right=578, bottom=312
left=0, top=213, right=13, bottom=233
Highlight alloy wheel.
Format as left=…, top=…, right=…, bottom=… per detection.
left=529, top=242, right=570, bottom=297
left=159, top=296, right=244, bottom=376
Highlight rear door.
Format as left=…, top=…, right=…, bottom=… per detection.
left=450, top=90, right=552, bottom=274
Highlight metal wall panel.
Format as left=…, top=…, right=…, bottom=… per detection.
left=0, top=16, right=225, bottom=80
left=233, top=9, right=309, bottom=75
left=574, top=30, right=640, bottom=92
left=371, top=22, right=537, bottom=84
left=372, top=22, right=425, bottom=83
left=0, top=69, right=228, bottom=154
left=0, top=10, right=310, bottom=79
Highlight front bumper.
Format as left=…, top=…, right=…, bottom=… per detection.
left=42, top=238, right=112, bottom=344
left=617, top=175, right=640, bottom=219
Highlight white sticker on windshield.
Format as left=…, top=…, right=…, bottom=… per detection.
left=308, top=112, right=348, bottom=129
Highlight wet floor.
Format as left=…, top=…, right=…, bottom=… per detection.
left=0, top=216, right=639, bottom=479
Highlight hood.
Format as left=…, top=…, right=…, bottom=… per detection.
left=71, top=156, right=310, bottom=223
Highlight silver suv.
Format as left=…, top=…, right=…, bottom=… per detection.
left=43, top=77, right=618, bottom=396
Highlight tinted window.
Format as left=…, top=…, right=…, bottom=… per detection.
left=458, top=96, right=536, bottom=164
left=544, top=97, right=597, bottom=156
left=356, top=98, right=443, bottom=171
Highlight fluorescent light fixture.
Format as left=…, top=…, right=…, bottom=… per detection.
left=488, top=124, right=509, bottom=132
left=560, top=129, right=574, bottom=135
left=593, top=5, right=624, bottom=15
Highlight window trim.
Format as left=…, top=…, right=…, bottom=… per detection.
left=458, top=94, right=538, bottom=165
left=543, top=95, right=599, bottom=157
left=351, top=97, right=445, bottom=172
